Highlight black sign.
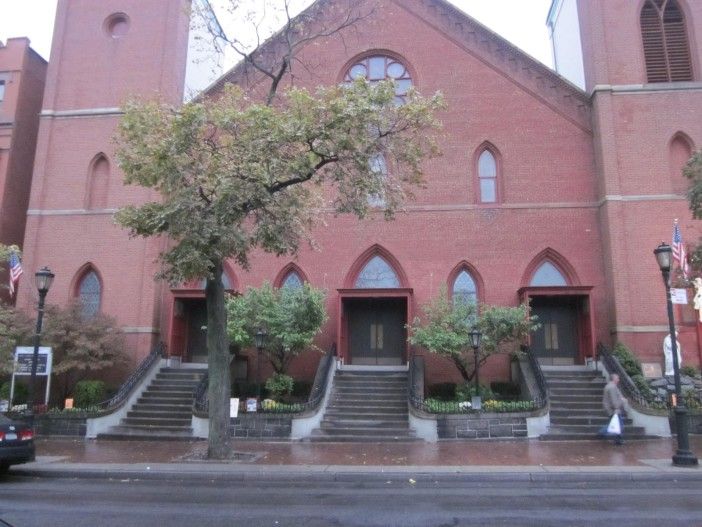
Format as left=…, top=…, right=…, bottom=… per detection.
left=15, top=353, right=48, bottom=375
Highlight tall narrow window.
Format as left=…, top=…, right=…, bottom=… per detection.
left=641, top=0, right=693, bottom=83
left=368, top=154, right=388, bottom=207
left=355, top=256, right=400, bottom=288
left=670, top=133, right=693, bottom=194
left=478, top=149, right=498, bottom=203
left=78, top=270, right=101, bottom=318
left=0, top=81, right=5, bottom=102
left=452, top=270, right=477, bottom=305
left=86, top=154, right=110, bottom=209
left=530, top=262, right=568, bottom=287
left=281, top=271, right=303, bottom=290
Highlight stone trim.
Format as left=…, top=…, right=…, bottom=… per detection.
left=122, top=327, right=160, bottom=334
left=40, top=107, right=123, bottom=119
left=612, top=325, right=669, bottom=334
left=27, top=208, right=118, bottom=216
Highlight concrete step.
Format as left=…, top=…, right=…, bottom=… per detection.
left=122, top=416, right=192, bottom=427
left=550, top=416, right=634, bottom=426
left=138, top=394, right=194, bottom=403
left=321, top=417, right=410, bottom=427
left=127, top=409, right=192, bottom=419
left=324, top=409, right=409, bottom=418
left=132, top=403, right=192, bottom=413
left=97, top=427, right=196, bottom=441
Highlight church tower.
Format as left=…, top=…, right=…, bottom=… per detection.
left=20, top=0, right=191, bottom=359
left=550, top=0, right=702, bottom=362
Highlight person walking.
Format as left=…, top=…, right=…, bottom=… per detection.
left=602, top=373, right=628, bottom=445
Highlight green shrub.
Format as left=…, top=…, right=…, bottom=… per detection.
left=681, top=365, right=700, bottom=378
left=612, top=342, right=643, bottom=378
left=481, top=400, right=536, bottom=413
left=73, top=380, right=106, bottom=408
left=490, top=381, right=521, bottom=400
left=426, top=383, right=455, bottom=400
left=0, top=381, right=28, bottom=405
left=631, top=374, right=655, bottom=401
left=423, top=397, right=536, bottom=414
left=261, top=400, right=303, bottom=413
left=264, top=373, right=294, bottom=400
left=683, top=390, right=702, bottom=410
left=455, top=382, right=494, bottom=401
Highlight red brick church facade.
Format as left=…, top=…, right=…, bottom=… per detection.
left=16, top=0, right=702, bottom=385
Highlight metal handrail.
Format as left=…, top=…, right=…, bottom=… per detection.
left=597, top=342, right=655, bottom=409
left=193, top=343, right=337, bottom=416
left=522, top=345, right=548, bottom=410
left=96, top=341, right=165, bottom=412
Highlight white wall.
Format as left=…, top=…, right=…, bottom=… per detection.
left=547, top=0, right=586, bottom=89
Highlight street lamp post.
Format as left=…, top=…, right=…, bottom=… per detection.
left=653, top=243, right=698, bottom=466
left=469, top=329, right=482, bottom=394
left=254, top=328, right=267, bottom=401
left=27, top=267, right=54, bottom=426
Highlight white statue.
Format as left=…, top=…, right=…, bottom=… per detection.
left=694, top=278, right=702, bottom=322
left=663, top=331, right=682, bottom=376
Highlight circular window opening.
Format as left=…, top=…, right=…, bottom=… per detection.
left=104, top=13, right=130, bottom=39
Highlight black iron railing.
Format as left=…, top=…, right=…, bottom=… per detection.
left=193, top=343, right=337, bottom=416
left=409, top=348, right=543, bottom=414
left=597, top=342, right=653, bottom=409
left=522, top=345, right=548, bottom=410
left=96, top=342, right=165, bottom=413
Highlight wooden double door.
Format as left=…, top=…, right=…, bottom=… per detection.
left=346, top=298, right=406, bottom=365
left=530, top=296, right=580, bottom=365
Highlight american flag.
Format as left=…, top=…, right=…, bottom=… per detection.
left=8, top=251, right=22, bottom=296
left=673, top=220, right=690, bottom=279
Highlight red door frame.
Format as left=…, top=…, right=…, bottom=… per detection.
left=518, top=286, right=595, bottom=364
left=337, top=288, right=413, bottom=365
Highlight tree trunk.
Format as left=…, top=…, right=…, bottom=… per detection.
left=206, top=260, right=231, bottom=459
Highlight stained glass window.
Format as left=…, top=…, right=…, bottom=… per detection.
left=452, top=270, right=477, bottom=305
left=530, top=262, right=567, bottom=287
left=281, top=271, right=303, bottom=290
left=79, top=271, right=101, bottom=318
left=355, top=256, right=400, bottom=288
left=478, top=150, right=497, bottom=203
left=345, top=55, right=413, bottom=105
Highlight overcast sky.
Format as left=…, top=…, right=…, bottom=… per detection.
left=0, top=0, right=554, bottom=67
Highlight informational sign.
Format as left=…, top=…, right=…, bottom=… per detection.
left=471, top=396, right=482, bottom=411
left=642, top=362, right=663, bottom=379
left=671, top=288, right=688, bottom=305
left=229, top=397, right=239, bottom=418
left=246, top=397, right=258, bottom=413
left=14, top=347, right=52, bottom=376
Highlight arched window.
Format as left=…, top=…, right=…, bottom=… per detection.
left=281, top=270, right=303, bottom=290
left=530, top=262, right=568, bottom=287
left=641, top=0, right=693, bottom=83
left=86, top=154, right=110, bottom=209
left=477, top=149, right=498, bottom=203
left=345, top=54, right=413, bottom=105
left=78, top=270, right=101, bottom=318
left=670, top=133, right=693, bottom=194
left=368, top=153, right=388, bottom=207
left=452, top=270, right=477, bottom=305
left=355, top=255, right=400, bottom=288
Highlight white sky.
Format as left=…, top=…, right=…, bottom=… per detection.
left=0, top=0, right=554, bottom=67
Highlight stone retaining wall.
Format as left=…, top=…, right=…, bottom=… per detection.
left=437, top=413, right=529, bottom=439
left=34, top=414, right=88, bottom=437
left=230, top=414, right=293, bottom=439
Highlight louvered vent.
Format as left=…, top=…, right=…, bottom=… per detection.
left=640, top=0, right=693, bottom=83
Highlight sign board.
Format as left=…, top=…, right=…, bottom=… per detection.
left=14, top=347, right=52, bottom=376
left=246, top=398, right=258, bottom=413
left=671, top=288, right=688, bottom=305
left=471, top=395, right=482, bottom=411
left=229, top=397, right=239, bottom=418
left=642, top=362, right=663, bottom=379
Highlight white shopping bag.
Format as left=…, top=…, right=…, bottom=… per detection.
left=606, top=414, right=621, bottom=435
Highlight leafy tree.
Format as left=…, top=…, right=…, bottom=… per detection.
left=408, top=289, right=538, bottom=383
left=116, top=78, right=442, bottom=457
left=685, top=150, right=702, bottom=275
left=0, top=302, right=34, bottom=374
left=226, top=282, right=328, bottom=374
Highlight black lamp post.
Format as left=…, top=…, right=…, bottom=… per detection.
left=469, top=329, right=482, bottom=394
left=653, top=242, right=698, bottom=466
left=254, top=327, right=267, bottom=400
left=27, top=266, right=54, bottom=425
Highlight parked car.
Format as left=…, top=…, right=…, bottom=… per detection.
left=0, top=414, right=35, bottom=472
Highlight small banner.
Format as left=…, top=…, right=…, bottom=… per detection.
left=670, top=288, right=688, bottom=305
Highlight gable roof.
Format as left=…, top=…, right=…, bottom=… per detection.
left=205, top=0, right=591, bottom=131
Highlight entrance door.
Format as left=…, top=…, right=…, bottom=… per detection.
left=347, top=298, right=406, bottom=365
left=530, top=297, right=579, bottom=365
left=184, top=299, right=208, bottom=363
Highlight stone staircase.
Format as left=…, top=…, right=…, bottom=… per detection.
left=98, top=367, right=205, bottom=441
left=539, top=367, right=649, bottom=441
left=308, top=369, right=418, bottom=442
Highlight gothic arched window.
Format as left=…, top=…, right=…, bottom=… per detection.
left=345, top=54, right=413, bottom=105
left=477, top=149, right=498, bottom=203
left=530, top=262, right=568, bottom=287
left=355, top=256, right=400, bottom=288
left=78, top=270, right=101, bottom=318
left=452, top=269, right=477, bottom=305
left=641, top=0, right=693, bottom=83
left=281, top=271, right=303, bottom=290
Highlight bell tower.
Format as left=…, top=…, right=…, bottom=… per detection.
left=20, top=0, right=191, bottom=358
left=551, top=0, right=702, bottom=361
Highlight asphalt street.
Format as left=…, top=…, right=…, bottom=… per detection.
left=1, top=475, right=701, bottom=527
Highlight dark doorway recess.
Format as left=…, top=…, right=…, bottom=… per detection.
left=530, top=296, right=579, bottom=365
left=346, top=298, right=406, bottom=365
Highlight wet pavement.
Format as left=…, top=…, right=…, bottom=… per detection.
left=33, top=435, right=702, bottom=468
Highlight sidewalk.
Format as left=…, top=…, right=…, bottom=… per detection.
left=10, top=436, right=702, bottom=483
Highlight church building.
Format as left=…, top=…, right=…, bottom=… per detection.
left=16, top=0, right=702, bottom=387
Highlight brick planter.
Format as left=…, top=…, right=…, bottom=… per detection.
left=436, top=412, right=529, bottom=439
left=230, top=414, right=293, bottom=440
